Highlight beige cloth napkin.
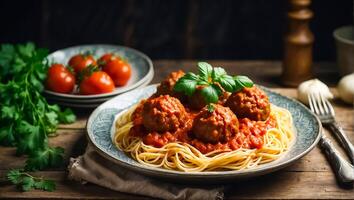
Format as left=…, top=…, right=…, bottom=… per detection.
left=68, top=144, right=224, bottom=200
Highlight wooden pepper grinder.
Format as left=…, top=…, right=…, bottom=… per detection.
left=282, top=0, right=314, bottom=86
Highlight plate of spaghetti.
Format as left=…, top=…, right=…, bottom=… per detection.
left=87, top=62, right=321, bottom=181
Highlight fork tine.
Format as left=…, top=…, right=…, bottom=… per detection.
left=310, top=92, right=320, bottom=115
left=324, top=98, right=335, bottom=116
left=319, top=93, right=329, bottom=114
left=308, top=94, right=315, bottom=112
left=315, top=92, right=325, bottom=115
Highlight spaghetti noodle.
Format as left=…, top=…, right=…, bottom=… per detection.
left=113, top=103, right=294, bottom=172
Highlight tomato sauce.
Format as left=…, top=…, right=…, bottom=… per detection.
left=129, top=104, right=277, bottom=154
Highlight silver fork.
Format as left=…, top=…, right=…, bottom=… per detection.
left=309, top=92, right=354, bottom=163
left=308, top=93, right=354, bottom=183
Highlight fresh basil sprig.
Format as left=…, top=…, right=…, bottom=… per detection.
left=174, top=62, right=254, bottom=111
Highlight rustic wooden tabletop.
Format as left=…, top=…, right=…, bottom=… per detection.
left=0, top=61, right=353, bottom=199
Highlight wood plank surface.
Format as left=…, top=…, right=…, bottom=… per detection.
left=0, top=170, right=352, bottom=199
left=0, top=61, right=353, bottom=199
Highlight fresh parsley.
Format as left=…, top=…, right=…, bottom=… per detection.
left=7, top=169, right=56, bottom=192
left=25, top=147, right=65, bottom=171
left=174, top=62, right=254, bottom=111
left=0, top=43, right=76, bottom=191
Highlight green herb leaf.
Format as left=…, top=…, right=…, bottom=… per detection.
left=0, top=125, right=15, bottom=145
left=21, top=176, right=36, bottom=191
left=34, top=179, right=56, bottom=192
left=173, top=62, right=254, bottom=109
left=25, top=147, right=64, bottom=171
left=234, top=75, right=254, bottom=91
left=7, top=169, right=56, bottom=192
left=200, top=84, right=220, bottom=103
left=184, top=72, right=199, bottom=81
left=0, top=44, right=15, bottom=67
left=211, top=67, right=227, bottom=80
left=207, top=104, right=215, bottom=112
left=45, top=111, right=59, bottom=127
left=1, top=106, right=18, bottom=120
left=18, top=43, right=35, bottom=57
left=197, top=80, right=209, bottom=85
left=13, top=57, right=26, bottom=73
left=16, top=121, right=44, bottom=155
left=0, top=43, right=76, bottom=192
left=174, top=72, right=199, bottom=96
left=7, top=169, right=22, bottom=184
left=58, top=108, right=76, bottom=124
left=218, top=74, right=236, bottom=92
left=197, top=62, right=213, bottom=81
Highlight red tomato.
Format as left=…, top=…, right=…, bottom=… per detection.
left=79, top=71, right=115, bottom=95
left=46, top=64, right=75, bottom=94
left=68, top=54, right=97, bottom=74
left=99, top=54, right=131, bottom=86
left=98, top=53, right=115, bottom=65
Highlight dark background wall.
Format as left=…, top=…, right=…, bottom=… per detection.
left=0, top=0, right=352, bottom=60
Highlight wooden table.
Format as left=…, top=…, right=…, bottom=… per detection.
left=1, top=61, right=353, bottom=199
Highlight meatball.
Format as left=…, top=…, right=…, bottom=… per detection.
left=155, top=70, right=186, bottom=101
left=188, top=85, right=207, bottom=110
left=142, top=95, right=188, bottom=132
left=192, top=104, right=239, bottom=144
left=225, top=86, right=270, bottom=121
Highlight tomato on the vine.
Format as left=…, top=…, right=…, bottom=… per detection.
left=99, top=54, right=131, bottom=86
left=79, top=71, right=115, bottom=95
left=68, top=53, right=97, bottom=74
left=46, top=64, right=75, bottom=94
left=98, top=53, right=113, bottom=65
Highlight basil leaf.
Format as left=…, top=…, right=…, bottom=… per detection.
left=174, top=77, right=197, bottom=96
left=201, top=85, right=219, bottom=103
left=211, top=67, right=227, bottom=80
left=233, top=81, right=244, bottom=92
left=184, top=72, right=199, bottom=80
left=197, top=62, right=213, bottom=81
left=219, top=75, right=236, bottom=92
left=197, top=80, right=209, bottom=85
left=211, top=83, right=223, bottom=96
left=234, top=75, right=254, bottom=91
left=235, top=75, right=253, bottom=87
